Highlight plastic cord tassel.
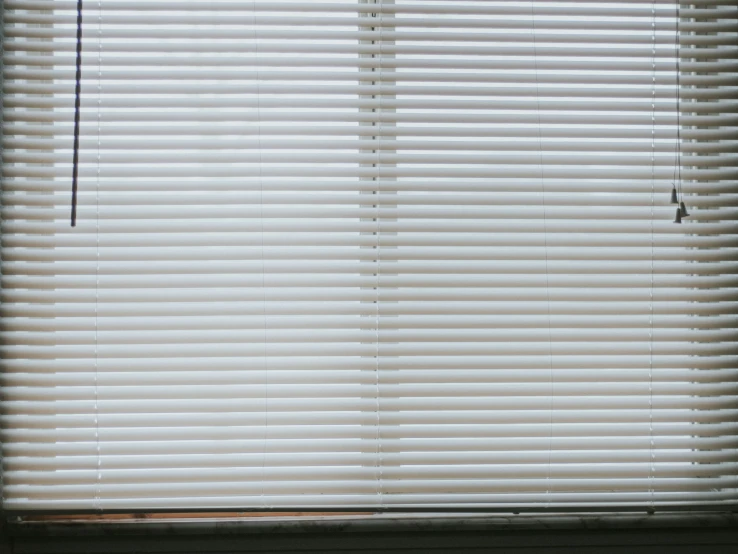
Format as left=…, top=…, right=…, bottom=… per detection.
left=674, top=207, right=682, bottom=224
left=680, top=201, right=689, bottom=218
left=670, top=186, right=678, bottom=204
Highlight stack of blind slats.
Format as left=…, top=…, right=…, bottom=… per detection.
left=1, top=0, right=736, bottom=512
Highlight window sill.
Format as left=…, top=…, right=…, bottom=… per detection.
left=7, top=510, right=737, bottom=536
left=4, top=511, right=737, bottom=554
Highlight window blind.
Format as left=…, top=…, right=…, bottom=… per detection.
left=1, top=0, right=737, bottom=512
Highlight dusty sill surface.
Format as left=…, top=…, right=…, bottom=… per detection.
left=5, top=511, right=737, bottom=537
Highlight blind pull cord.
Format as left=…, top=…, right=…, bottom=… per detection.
left=675, top=2, right=688, bottom=219
left=671, top=1, right=688, bottom=220
left=71, top=0, right=84, bottom=227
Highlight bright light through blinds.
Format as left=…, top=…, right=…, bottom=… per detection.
left=1, top=0, right=737, bottom=512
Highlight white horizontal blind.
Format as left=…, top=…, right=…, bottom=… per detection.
left=1, top=0, right=737, bottom=512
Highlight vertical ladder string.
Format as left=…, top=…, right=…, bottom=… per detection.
left=648, top=0, right=657, bottom=511
left=92, top=0, right=102, bottom=513
left=530, top=0, right=554, bottom=510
